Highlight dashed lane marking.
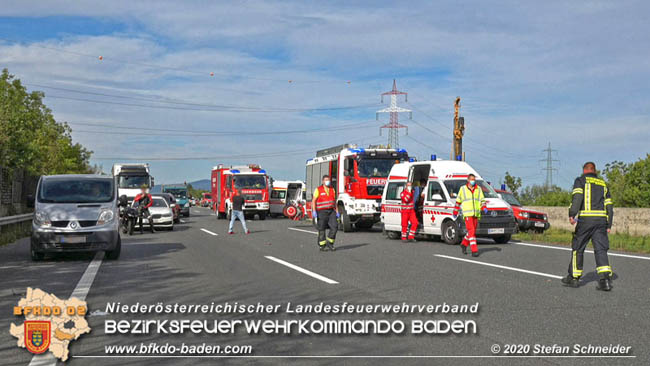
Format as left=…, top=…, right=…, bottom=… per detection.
left=435, top=254, right=563, bottom=279
left=200, top=228, right=219, bottom=236
left=265, top=256, right=338, bottom=284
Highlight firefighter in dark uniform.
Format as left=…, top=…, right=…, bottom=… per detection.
left=561, top=162, right=614, bottom=291
left=311, top=175, right=338, bottom=251
left=133, top=184, right=155, bottom=234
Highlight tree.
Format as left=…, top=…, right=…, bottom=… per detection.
left=519, top=184, right=569, bottom=206
left=0, top=68, right=94, bottom=176
left=503, top=171, right=522, bottom=197
left=603, top=155, right=650, bottom=207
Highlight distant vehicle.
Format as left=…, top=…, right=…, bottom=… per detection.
left=132, top=195, right=174, bottom=230
left=381, top=160, right=517, bottom=244
left=495, top=188, right=549, bottom=233
left=305, top=144, right=409, bottom=231
left=211, top=164, right=270, bottom=220
left=200, top=193, right=212, bottom=207
left=29, top=174, right=121, bottom=261
left=111, top=163, right=154, bottom=204
left=158, top=192, right=181, bottom=223
left=270, top=180, right=305, bottom=218
left=161, top=184, right=190, bottom=217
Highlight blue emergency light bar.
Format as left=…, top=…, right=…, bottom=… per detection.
left=456, top=155, right=462, bottom=161
left=501, top=184, right=506, bottom=190
left=431, top=154, right=437, bottom=161
left=397, top=148, right=407, bottom=153
left=259, top=170, right=266, bottom=174
left=409, top=158, right=415, bottom=162
left=350, top=148, right=366, bottom=154
left=230, top=169, right=240, bottom=173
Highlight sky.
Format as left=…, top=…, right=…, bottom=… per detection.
left=1, top=0, right=649, bottom=188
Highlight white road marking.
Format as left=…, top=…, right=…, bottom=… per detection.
left=435, top=254, right=563, bottom=279
left=180, top=219, right=186, bottom=223
left=200, top=228, right=219, bottom=236
left=514, top=242, right=650, bottom=261
left=29, top=251, right=104, bottom=366
left=265, top=256, right=338, bottom=284
left=288, top=227, right=318, bottom=235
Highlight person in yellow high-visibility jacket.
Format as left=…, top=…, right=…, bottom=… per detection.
left=311, top=175, right=338, bottom=252
left=452, top=174, right=487, bottom=257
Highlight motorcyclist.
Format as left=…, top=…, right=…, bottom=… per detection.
left=133, top=184, right=155, bottom=234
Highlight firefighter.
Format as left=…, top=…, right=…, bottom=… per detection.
left=311, top=175, right=338, bottom=251
left=561, top=162, right=614, bottom=291
left=400, top=182, right=418, bottom=242
left=133, top=184, right=155, bottom=234
left=452, top=174, right=487, bottom=257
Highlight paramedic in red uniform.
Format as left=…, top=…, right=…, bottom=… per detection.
left=400, top=182, right=418, bottom=242
left=311, top=175, right=338, bottom=251
left=452, top=174, right=486, bottom=257
left=133, top=184, right=155, bottom=234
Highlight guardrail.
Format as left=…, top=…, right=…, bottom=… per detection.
left=0, top=213, right=33, bottom=227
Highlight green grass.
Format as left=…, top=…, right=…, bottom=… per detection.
left=513, top=227, right=650, bottom=254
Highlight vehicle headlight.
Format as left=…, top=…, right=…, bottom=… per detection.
left=521, top=211, right=529, bottom=218
left=162, top=213, right=172, bottom=217
left=97, top=209, right=115, bottom=225
left=543, top=214, right=548, bottom=221
left=184, top=203, right=190, bottom=208
left=34, top=211, right=51, bottom=227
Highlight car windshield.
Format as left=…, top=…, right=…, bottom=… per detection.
left=500, top=192, right=521, bottom=206
left=164, top=188, right=187, bottom=198
left=133, top=198, right=168, bottom=208
left=38, top=178, right=114, bottom=203
left=443, top=179, right=500, bottom=199
left=234, top=175, right=267, bottom=189
left=357, top=158, right=395, bottom=178
left=118, top=175, right=149, bottom=188
left=203, top=194, right=211, bottom=199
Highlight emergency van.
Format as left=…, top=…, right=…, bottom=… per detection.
left=306, top=144, right=409, bottom=231
left=269, top=180, right=306, bottom=218
left=211, top=164, right=270, bottom=220
left=381, top=159, right=517, bottom=244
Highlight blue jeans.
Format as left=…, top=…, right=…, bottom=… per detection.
left=229, top=210, right=248, bottom=232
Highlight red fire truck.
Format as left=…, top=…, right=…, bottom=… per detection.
left=305, top=144, right=409, bottom=231
left=211, top=164, right=270, bottom=220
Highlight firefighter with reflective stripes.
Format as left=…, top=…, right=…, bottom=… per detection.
left=562, top=162, right=614, bottom=291
left=452, top=174, right=487, bottom=257
left=311, top=175, right=338, bottom=251
left=400, top=182, right=418, bottom=242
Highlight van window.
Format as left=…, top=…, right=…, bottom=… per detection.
left=38, top=178, right=114, bottom=204
left=271, top=190, right=286, bottom=199
left=427, top=181, right=445, bottom=201
left=444, top=179, right=499, bottom=199
left=385, top=182, right=405, bottom=200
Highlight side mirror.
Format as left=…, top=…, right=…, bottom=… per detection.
left=431, top=193, right=444, bottom=201
left=26, top=194, right=35, bottom=208
left=150, top=177, right=155, bottom=187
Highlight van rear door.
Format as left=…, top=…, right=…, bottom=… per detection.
left=381, top=179, right=405, bottom=232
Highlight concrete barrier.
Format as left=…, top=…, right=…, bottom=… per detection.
left=527, top=206, right=650, bottom=236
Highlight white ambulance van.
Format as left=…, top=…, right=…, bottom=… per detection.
left=381, top=160, right=517, bottom=244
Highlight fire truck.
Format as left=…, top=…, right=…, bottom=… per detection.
left=305, top=144, right=409, bottom=231
left=211, top=164, right=270, bottom=220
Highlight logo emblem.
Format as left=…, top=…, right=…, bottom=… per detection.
left=25, top=321, right=51, bottom=354
left=491, top=211, right=497, bottom=217
left=69, top=221, right=78, bottom=229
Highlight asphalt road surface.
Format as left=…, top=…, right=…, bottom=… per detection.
left=1, top=207, right=649, bottom=366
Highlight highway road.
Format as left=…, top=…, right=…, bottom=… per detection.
left=1, top=207, right=649, bottom=365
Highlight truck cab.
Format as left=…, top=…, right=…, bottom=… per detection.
left=211, top=164, right=270, bottom=220
left=111, top=163, right=154, bottom=203
left=381, top=160, right=517, bottom=244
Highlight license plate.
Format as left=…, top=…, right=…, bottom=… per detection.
left=487, top=228, right=505, bottom=234
left=534, top=222, right=545, bottom=228
left=60, top=235, right=86, bottom=244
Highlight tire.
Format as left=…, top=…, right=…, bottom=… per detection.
left=127, top=220, right=134, bottom=236
left=217, top=212, right=226, bottom=220
left=441, top=220, right=460, bottom=245
left=386, top=231, right=400, bottom=240
left=169, top=225, right=174, bottom=231
left=105, top=236, right=121, bottom=260
left=184, top=211, right=190, bottom=217
left=339, top=205, right=353, bottom=232
left=30, top=247, right=44, bottom=261
left=493, top=234, right=511, bottom=244
left=258, top=211, right=267, bottom=220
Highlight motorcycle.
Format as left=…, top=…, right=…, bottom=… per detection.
left=118, top=195, right=140, bottom=236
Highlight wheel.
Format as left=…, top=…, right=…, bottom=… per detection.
left=168, top=225, right=174, bottom=231
left=30, top=247, right=44, bottom=261
left=493, top=234, right=511, bottom=244
left=217, top=212, right=226, bottom=220
left=174, top=217, right=179, bottom=224
left=441, top=220, right=460, bottom=245
left=339, top=205, right=353, bottom=232
left=386, top=231, right=400, bottom=240
left=127, top=220, right=134, bottom=236
left=105, top=236, right=121, bottom=260
left=258, top=212, right=266, bottom=220
left=184, top=212, right=190, bottom=217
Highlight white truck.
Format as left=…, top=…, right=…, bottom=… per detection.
left=380, top=159, right=517, bottom=244
left=111, top=163, right=154, bottom=203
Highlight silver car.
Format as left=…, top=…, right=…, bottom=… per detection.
left=30, top=174, right=121, bottom=260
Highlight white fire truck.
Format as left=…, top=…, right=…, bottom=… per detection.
left=305, top=144, right=409, bottom=231
left=380, top=159, right=517, bottom=244
left=211, top=164, right=270, bottom=220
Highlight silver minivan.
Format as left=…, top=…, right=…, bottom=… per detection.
left=30, top=174, right=121, bottom=260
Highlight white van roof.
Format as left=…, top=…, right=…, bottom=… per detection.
left=388, top=160, right=482, bottom=180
